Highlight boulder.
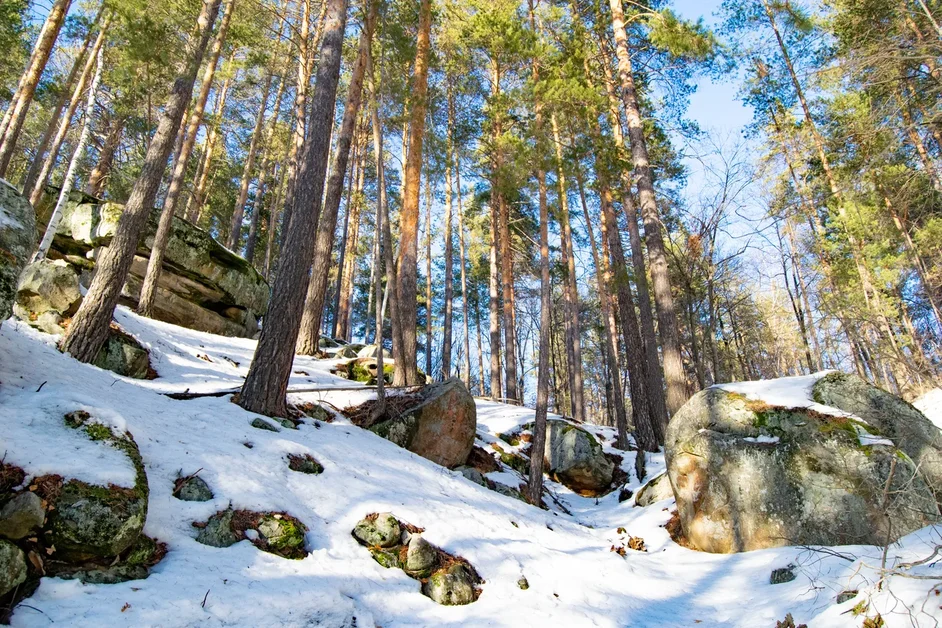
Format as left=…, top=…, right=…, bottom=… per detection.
left=404, top=534, right=437, bottom=577
left=367, top=378, right=476, bottom=468
left=543, top=419, right=614, bottom=494
left=0, top=492, right=45, bottom=539
left=352, top=513, right=400, bottom=548
left=35, top=188, right=268, bottom=338
left=335, top=345, right=359, bottom=358
left=47, top=422, right=149, bottom=561
left=424, top=564, right=475, bottom=606
left=665, top=381, right=941, bottom=554
left=0, top=539, right=27, bottom=597
left=257, top=514, right=306, bottom=554
left=357, top=344, right=390, bottom=359
left=13, top=259, right=81, bottom=333
left=92, top=328, right=152, bottom=379
left=196, top=509, right=239, bottom=548
left=634, top=472, right=674, bottom=507
left=0, top=179, right=36, bottom=322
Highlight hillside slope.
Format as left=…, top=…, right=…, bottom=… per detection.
left=1, top=310, right=940, bottom=627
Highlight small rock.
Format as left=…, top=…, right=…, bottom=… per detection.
left=288, top=454, right=324, bottom=475
left=92, top=329, right=152, bottom=379
left=251, top=418, right=280, bottom=432
left=517, top=576, right=529, bottom=590
left=425, top=563, right=475, bottom=606
left=59, top=564, right=150, bottom=585
left=634, top=472, right=674, bottom=507
left=770, top=565, right=797, bottom=584
left=0, top=540, right=28, bottom=596
left=196, top=509, right=239, bottom=548
left=0, top=492, right=45, bottom=539
left=836, top=590, right=858, bottom=604
left=353, top=513, right=401, bottom=548
left=618, top=488, right=633, bottom=503
left=174, top=475, right=213, bottom=502
left=279, top=418, right=298, bottom=430
left=457, top=466, right=486, bottom=486
left=369, top=547, right=402, bottom=569
left=405, top=534, right=437, bottom=576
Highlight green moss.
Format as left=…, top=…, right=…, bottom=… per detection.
left=370, top=547, right=403, bottom=569
left=124, top=536, right=158, bottom=566
left=500, top=452, right=530, bottom=475
left=85, top=423, right=115, bottom=442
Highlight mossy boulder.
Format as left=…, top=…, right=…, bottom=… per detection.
left=287, top=453, right=323, bottom=475
left=47, top=421, right=149, bottom=561
left=257, top=514, right=306, bottom=554
left=352, top=513, right=400, bottom=548
left=0, top=180, right=36, bottom=323
left=424, top=563, right=476, bottom=606
left=404, top=534, right=437, bottom=577
left=0, top=492, right=45, bottom=539
left=13, top=258, right=81, bottom=333
left=0, top=539, right=27, bottom=597
left=195, top=509, right=239, bottom=548
left=92, top=327, right=152, bottom=379
left=543, top=419, right=614, bottom=494
left=366, top=378, right=477, bottom=468
left=665, top=379, right=941, bottom=553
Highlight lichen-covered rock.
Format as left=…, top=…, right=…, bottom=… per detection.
left=92, top=328, right=152, bottom=379
left=424, top=563, right=475, bottom=606
left=665, top=381, right=941, bottom=554
left=173, top=475, right=213, bottom=502
left=257, top=515, right=306, bottom=554
left=59, top=564, right=149, bottom=585
left=13, top=259, right=81, bottom=333
left=288, top=454, right=323, bottom=475
left=812, top=372, right=942, bottom=505
left=0, top=179, right=36, bottom=322
left=367, top=378, right=477, bottom=468
left=352, top=513, right=400, bottom=548
left=405, top=534, right=437, bottom=577
left=47, top=423, right=149, bottom=561
left=0, top=539, right=27, bottom=597
left=0, top=491, right=45, bottom=539
left=36, top=187, right=268, bottom=338
left=543, top=419, right=614, bottom=494
left=196, top=509, right=239, bottom=548
left=634, top=471, right=674, bottom=507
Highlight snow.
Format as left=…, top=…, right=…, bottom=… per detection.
left=1, top=311, right=941, bottom=627
left=915, top=388, right=942, bottom=429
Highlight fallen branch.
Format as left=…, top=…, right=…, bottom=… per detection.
left=163, top=384, right=423, bottom=400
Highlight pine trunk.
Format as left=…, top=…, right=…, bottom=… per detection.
left=61, top=0, right=223, bottom=362
left=85, top=113, right=125, bottom=197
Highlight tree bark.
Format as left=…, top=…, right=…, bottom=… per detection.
left=85, top=113, right=125, bottom=197
left=441, top=94, right=455, bottom=380
left=238, top=0, right=348, bottom=417
left=61, top=0, right=223, bottom=363
left=296, top=5, right=374, bottom=354
left=425, top=169, right=433, bottom=377
left=0, top=0, right=73, bottom=177
left=333, top=131, right=365, bottom=340
left=488, top=200, right=502, bottom=400
left=22, top=6, right=102, bottom=198
left=608, top=0, right=687, bottom=419
left=600, top=185, right=658, bottom=451
left=455, top=149, right=472, bottom=390
left=137, top=0, right=234, bottom=317
left=33, top=46, right=104, bottom=262
left=393, top=0, right=432, bottom=386
left=186, top=69, right=233, bottom=223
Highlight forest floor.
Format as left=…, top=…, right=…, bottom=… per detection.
left=1, top=309, right=941, bottom=627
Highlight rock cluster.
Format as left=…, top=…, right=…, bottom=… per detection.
left=196, top=509, right=308, bottom=559
left=351, top=512, right=482, bottom=606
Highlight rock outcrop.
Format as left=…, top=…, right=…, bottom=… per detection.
left=0, top=180, right=36, bottom=322
left=543, top=419, right=614, bottom=494
left=665, top=375, right=941, bottom=553
left=363, top=378, right=477, bottom=468
left=13, top=259, right=81, bottom=333
left=32, top=188, right=268, bottom=337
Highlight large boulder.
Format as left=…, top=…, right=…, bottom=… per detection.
left=665, top=377, right=941, bottom=554
left=0, top=179, right=36, bottom=322
left=14, top=259, right=81, bottom=333
left=367, top=378, right=476, bottom=468
left=0, top=539, right=27, bottom=597
left=35, top=188, right=268, bottom=337
left=92, top=327, right=152, bottom=379
left=543, top=419, right=614, bottom=494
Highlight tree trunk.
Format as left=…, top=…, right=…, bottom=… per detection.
left=425, top=170, right=433, bottom=377
left=33, top=46, right=104, bottom=261
left=295, top=6, right=374, bottom=354
left=600, top=184, right=658, bottom=451
left=393, top=0, right=432, bottom=386
left=333, top=131, right=365, bottom=340
left=0, top=0, right=73, bottom=177
left=61, top=0, right=223, bottom=362
left=228, top=69, right=275, bottom=251
left=455, top=150, right=472, bottom=390
left=441, top=94, right=455, bottom=380
left=488, top=200, right=502, bottom=399
left=186, top=69, right=233, bottom=223
left=607, top=0, right=687, bottom=419
left=238, top=0, right=348, bottom=417
left=550, top=112, right=584, bottom=421
left=137, top=0, right=234, bottom=317
left=22, top=6, right=102, bottom=197
left=85, top=113, right=125, bottom=197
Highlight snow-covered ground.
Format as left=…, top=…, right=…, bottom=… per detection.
left=1, top=309, right=941, bottom=627
left=916, top=388, right=942, bottom=430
